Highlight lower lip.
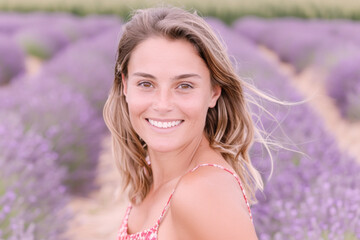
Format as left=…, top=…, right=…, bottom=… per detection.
left=146, top=119, right=183, bottom=132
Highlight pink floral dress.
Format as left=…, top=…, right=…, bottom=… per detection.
left=117, top=163, right=252, bottom=240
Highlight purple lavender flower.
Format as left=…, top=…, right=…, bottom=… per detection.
left=232, top=16, right=270, bottom=44
left=312, top=38, right=360, bottom=72
left=0, top=74, right=105, bottom=195
left=0, top=35, right=26, bottom=85
left=233, top=17, right=360, bottom=73
left=253, top=144, right=360, bottom=240
left=27, top=12, right=121, bottom=42
left=41, top=26, right=121, bottom=115
left=78, top=14, right=122, bottom=38
left=0, top=12, right=30, bottom=35
left=10, top=12, right=122, bottom=60
left=327, top=53, right=360, bottom=121
left=233, top=17, right=360, bottom=120
left=13, top=23, right=73, bottom=59
left=207, top=19, right=360, bottom=239
left=0, top=111, right=71, bottom=239
left=325, top=19, right=360, bottom=45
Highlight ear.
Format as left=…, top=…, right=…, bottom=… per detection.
left=209, top=85, right=221, bottom=108
left=122, top=73, right=127, bottom=97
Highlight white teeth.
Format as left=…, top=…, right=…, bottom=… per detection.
left=148, top=119, right=182, bottom=128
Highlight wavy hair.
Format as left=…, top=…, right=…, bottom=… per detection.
left=104, top=6, right=274, bottom=205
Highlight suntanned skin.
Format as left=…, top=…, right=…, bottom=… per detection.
left=123, top=37, right=258, bottom=240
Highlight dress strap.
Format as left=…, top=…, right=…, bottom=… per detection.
left=157, top=163, right=252, bottom=224
left=122, top=203, right=132, bottom=226
left=117, top=203, right=132, bottom=237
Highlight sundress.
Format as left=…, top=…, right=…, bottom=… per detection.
left=117, top=163, right=252, bottom=240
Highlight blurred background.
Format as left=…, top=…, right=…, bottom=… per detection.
left=0, top=0, right=359, bottom=239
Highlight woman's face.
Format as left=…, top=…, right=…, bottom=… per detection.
left=123, top=37, right=221, bottom=153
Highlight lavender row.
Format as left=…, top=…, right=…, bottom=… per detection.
left=0, top=14, right=123, bottom=239
left=13, top=14, right=121, bottom=60
left=0, top=12, right=121, bottom=85
left=326, top=54, right=360, bottom=121
left=0, top=35, right=25, bottom=85
left=233, top=17, right=360, bottom=72
left=0, top=12, right=122, bottom=41
left=0, top=15, right=121, bottom=195
left=207, top=18, right=360, bottom=239
left=233, top=17, right=360, bottom=121
left=0, top=112, right=70, bottom=239
left=40, top=27, right=121, bottom=116
left=0, top=73, right=105, bottom=196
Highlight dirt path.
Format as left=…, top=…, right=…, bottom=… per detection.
left=25, top=55, right=43, bottom=76
left=258, top=45, right=360, bottom=163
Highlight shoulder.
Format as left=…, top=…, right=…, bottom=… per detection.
left=169, top=164, right=258, bottom=240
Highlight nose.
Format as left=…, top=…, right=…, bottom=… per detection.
left=152, top=87, right=173, bottom=112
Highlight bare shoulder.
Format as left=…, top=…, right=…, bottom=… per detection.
left=170, top=165, right=258, bottom=240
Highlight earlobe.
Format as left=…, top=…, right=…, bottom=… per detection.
left=209, top=85, right=221, bottom=108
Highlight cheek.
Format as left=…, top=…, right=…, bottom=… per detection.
left=127, top=99, right=147, bottom=136
left=179, top=95, right=210, bottom=122
left=126, top=92, right=149, bottom=118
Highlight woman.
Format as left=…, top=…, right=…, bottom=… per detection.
left=103, top=6, right=261, bottom=240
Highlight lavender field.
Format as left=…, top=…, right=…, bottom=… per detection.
left=0, top=11, right=359, bottom=240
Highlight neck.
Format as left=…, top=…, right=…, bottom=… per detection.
left=148, top=134, right=206, bottom=191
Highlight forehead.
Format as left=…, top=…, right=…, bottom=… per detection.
left=127, top=37, right=209, bottom=77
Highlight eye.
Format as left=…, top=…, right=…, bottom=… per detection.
left=177, top=83, right=193, bottom=90
left=138, top=81, right=153, bottom=88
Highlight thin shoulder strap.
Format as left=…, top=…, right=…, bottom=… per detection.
left=157, top=163, right=253, bottom=224
left=121, top=203, right=132, bottom=227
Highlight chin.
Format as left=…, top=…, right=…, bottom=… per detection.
left=146, top=141, right=181, bottom=153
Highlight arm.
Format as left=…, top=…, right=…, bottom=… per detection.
left=170, top=166, right=258, bottom=240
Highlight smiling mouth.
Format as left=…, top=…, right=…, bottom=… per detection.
left=146, top=119, right=183, bottom=129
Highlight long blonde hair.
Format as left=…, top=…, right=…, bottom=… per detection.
left=104, top=6, right=269, bottom=205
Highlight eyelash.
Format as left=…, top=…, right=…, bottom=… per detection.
left=177, top=83, right=193, bottom=89
left=137, top=81, right=194, bottom=90
left=138, top=81, right=153, bottom=88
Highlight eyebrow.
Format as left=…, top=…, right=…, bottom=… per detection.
left=132, top=72, right=201, bottom=80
